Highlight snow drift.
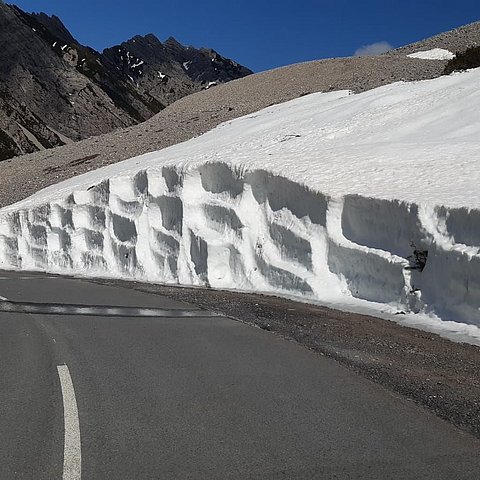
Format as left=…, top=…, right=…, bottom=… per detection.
left=407, top=48, right=455, bottom=60
left=1, top=68, right=480, bottom=339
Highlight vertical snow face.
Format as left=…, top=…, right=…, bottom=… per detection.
left=1, top=162, right=480, bottom=328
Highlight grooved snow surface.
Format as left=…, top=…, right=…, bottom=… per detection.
left=1, top=68, right=480, bottom=343
left=407, top=48, right=455, bottom=60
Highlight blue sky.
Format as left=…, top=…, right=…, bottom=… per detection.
left=10, top=1, right=480, bottom=72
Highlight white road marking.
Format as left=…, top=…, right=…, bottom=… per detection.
left=0, top=295, right=8, bottom=301
left=0, top=276, right=58, bottom=280
left=0, top=301, right=219, bottom=318
left=57, top=365, right=82, bottom=480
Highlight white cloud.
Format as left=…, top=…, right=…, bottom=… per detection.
left=354, top=41, right=393, bottom=56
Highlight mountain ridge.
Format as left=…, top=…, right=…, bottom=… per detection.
left=0, top=2, right=252, bottom=161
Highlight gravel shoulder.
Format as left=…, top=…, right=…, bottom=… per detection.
left=89, top=277, right=480, bottom=441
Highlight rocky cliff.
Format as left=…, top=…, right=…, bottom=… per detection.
left=0, top=2, right=252, bottom=161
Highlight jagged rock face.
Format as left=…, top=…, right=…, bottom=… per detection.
left=103, top=35, right=252, bottom=108
left=0, top=2, right=252, bottom=161
left=0, top=3, right=136, bottom=160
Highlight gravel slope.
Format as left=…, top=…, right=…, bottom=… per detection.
left=1, top=20, right=479, bottom=208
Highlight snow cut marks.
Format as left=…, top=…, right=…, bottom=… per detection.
left=2, top=162, right=480, bottom=329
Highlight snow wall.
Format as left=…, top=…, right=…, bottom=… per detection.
left=1, top=162, right=480, bottom=328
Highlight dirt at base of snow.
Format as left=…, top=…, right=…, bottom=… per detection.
left=91, top=278, right=480, bottom=440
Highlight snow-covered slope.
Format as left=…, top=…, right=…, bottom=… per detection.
left=1, top=68, right=480, bottom=342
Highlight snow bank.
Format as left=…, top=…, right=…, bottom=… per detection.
left=407, top=48, right=455, bottom=60
left=1, top=68, right=480, bottom=342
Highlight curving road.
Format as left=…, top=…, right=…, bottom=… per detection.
left=0, top=270, right=479, bottom=479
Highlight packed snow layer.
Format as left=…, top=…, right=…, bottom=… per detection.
left=1, top=68, right=480, bottom=342
left=407, top=48, right=455, bottom=60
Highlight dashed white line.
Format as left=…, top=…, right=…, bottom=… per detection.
left=0, top=295, right=8, bottom=301
left=0, top=276, right=58, bottom=280
left=57, top=365, right=82, bottom=480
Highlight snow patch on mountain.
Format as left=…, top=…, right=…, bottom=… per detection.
left=1, top=68, right=480, bottom=343
left=407, top=48, right=455, bottom=60
left=205, top=81, right=217, bottom=89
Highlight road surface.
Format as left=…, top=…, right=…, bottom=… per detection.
left=0, top=270, right=479, bottom=479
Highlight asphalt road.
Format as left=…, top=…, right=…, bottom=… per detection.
left=1, top=270, right=479, bottom=479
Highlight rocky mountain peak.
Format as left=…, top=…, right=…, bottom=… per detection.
left=28, top=12, right=77, bottom=44
left=0, top=3, right=252, bottom=161
left=164, top=36, right=183, bottom=47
